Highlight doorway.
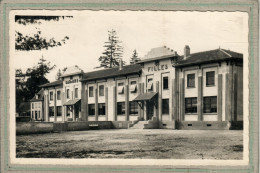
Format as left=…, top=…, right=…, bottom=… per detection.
left=147, top=101, right=154, bottom=120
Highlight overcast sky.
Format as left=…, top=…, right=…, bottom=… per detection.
left=11, top=10, right=248, bottom=82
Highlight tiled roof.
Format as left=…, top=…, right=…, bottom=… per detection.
left=173, top=48, right=243, bottom=67
left=39, top=80, right=63, bottom=88
left=30, top=89, right=44, bottom=102
left=81, top=64, right=142, bottom=82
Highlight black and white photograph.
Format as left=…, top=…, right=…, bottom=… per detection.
left=6, top=7, right=255, bottom=170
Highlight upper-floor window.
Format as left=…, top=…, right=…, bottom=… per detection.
left=185, top=97, right=197, bottom=113
left=163, top=76, right=169, bottom=90
left=66, top=89, right=70, bottom=99
left=187, top=74, right=195, bottom=88
left=118, top=82, right=124, bottom=94
left=130, top=81, right=137, bottom=93
left=75, top=88, right=78, bottom=98
left=206, top=71, right=215, bottom=86
left=203, top=96, right=217, bottom=113
left=89, top=86, right=94, bottom=97
left=50, top=92, right=53, bottom=101
left=147, top=78, right=153, bottom=92
left=99, top=85, right=104, bottom=96
left=32, top=103, right=34, bottom=109
left=57, top=91, right=61, bottom=100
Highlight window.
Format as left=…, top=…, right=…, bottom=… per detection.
left=147, top=78, right=153, bottom=92
left=75, top=88, right=78, bottom=98
left=49, top=107, right=54, bottom=117
left=89, top=86, right=94, bottom=97
left=206, top=71, right=215, bottom=86
left=57, top=106, right=62, bottom=116
left=66, top=89, right=70, bottom=99
left=32, top=103, right=34, bottom=109
left=130, top=81, right=137, bottom=93
left=98, top=103, right=106, bottom=115
left=203, top=96, right=217, bottom=113
left=187, top=74, right=195, bottom=88
left=57, top=91, right=61, bottom=100
left=162, top=99, right=169, bottom=114
left=35, top=111, right=38, bottom=119
left=50, top=91, right=53, bottom=101
left=185, top=97, right=197, bottom=113
left=117, top=102, right=125, bottom=115
left=88, top=104, right=95, bottom=116
left=118, top=82, right=124, bottom=94
left=130, top=101, right=138, bottom=115
left=99, top=85, right=104, bottom=96
left=163, top=76, right=169, bottom=90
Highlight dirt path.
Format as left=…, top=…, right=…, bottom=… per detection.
left=16, top=129, right=243, bottom=159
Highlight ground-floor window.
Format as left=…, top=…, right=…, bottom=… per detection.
left=35, top=111, right=38, bottom=119
left=130, top=101, right=138, bottom=115
left=88, top=104, right=95, bottom=116
left=162, top=99, right=169, bottom=114
left=49, top=107, right=54, bottom=117
left=203, top=96, right=217, bottom=113
left=57, top=106, right=62, bottom=116
left=117, top=102, right=125, bottom=115
left=98, top=103, right=106, bottom=115
left=185, top=97, right=197, bottom=113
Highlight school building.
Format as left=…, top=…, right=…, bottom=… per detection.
left=30, top=45, right=243, bottom=129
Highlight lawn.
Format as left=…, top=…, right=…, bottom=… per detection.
left=16, top=129, right=243, bottom=159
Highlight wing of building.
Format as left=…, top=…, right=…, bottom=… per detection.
left=34, top=45, right=243, bottom=130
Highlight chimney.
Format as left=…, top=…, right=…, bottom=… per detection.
left=184, top=45, right=190, bottom=60
left=119, top=59, right=123, bottom=70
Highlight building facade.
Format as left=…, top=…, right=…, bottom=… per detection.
left=37, top=45, right=243, bottom=129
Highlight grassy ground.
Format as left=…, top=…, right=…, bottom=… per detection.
left=16, top=129, right=243, bottom=159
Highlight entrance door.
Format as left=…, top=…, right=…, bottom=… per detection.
left=147, top=101, right=154, bottom=120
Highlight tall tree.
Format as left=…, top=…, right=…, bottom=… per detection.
left=15, top=15, right=72, bottom=51
left=15, top=57, right=56, bottom=109
left=129, top=49, right=141, bottom=64
left=97, top=29, right=125, bottom=68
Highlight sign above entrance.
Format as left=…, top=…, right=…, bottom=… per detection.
left=65, top=79, right=79, bottom=84
left=147, top=64, right=168, bottom=72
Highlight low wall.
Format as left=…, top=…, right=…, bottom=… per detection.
left=112, top=121, right=131, bottom=129
left=179, top=121, right=230, bottom=130
left=159, top=121, right=176, bottom=129
left=16, top=117, right=31, bottom=122
left=16, top=122, right=53, bottom=135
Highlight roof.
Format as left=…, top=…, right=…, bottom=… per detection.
left=139, top=46, right=178, bottom=63
left=39, top=80, right=63, bottom=88
left=63, top=99, right=81, bottom=106
left=81, top=64, right=142, bottom=82
left=133, top=92, right=158, bottom=102
left=30, top=89, right=44, bottom=102
left=17, top=102, right=30, bottom=113
left=61, top=66, right=83, bottom=77
left=173, top=48, right=243, bottom=67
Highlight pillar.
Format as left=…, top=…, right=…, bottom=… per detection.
left=61, top=92, right=65, bottom=121
left=54, top=92, right=57, bottom=122
left=180, top=78, right=184, bottom=121
left=95, top=87, right=98, bottom=121
left=72, top=105, right=75, bottom=121
left=171, top=78, right=177, bottom=121
left=233, top=73, right=238, bottom=121
left=141, top=83, right=144, bottom=119
left=137, top=83, right=142, bottom=119
left=198, top=76, right=203, bottom=121
left=158, top=80, right=162, bottom=121
left=46, top=94, right=49, bottom=122
left=218, top=74, right=223, bottom=121
left=155, top=81, right=159, bottom=118
left=85, top=89, right=88, bottom=121
left=225, top=73, right=232, bottom=121
left=113, top=86, right=117, bottom=121
left=81, top=84, right=86, bottom=121
left=105, top=87, right=108, bottom=121
left=125, top=85, right=129, bottom=121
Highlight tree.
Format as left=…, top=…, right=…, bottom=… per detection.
left=97, top=29, right=125, bottom=68
left=55, top=67, right=67, bottom=80
left=129, top=49, right=141, bottom=64
left=15, top=16, right=72, bottom=51
left=15, top=57, right=56, bottom=108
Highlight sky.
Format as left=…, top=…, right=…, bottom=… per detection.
left=10, top=10, right=248, bottom=82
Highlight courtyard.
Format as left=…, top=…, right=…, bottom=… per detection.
left=16, top=129, right=243, bottom=159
